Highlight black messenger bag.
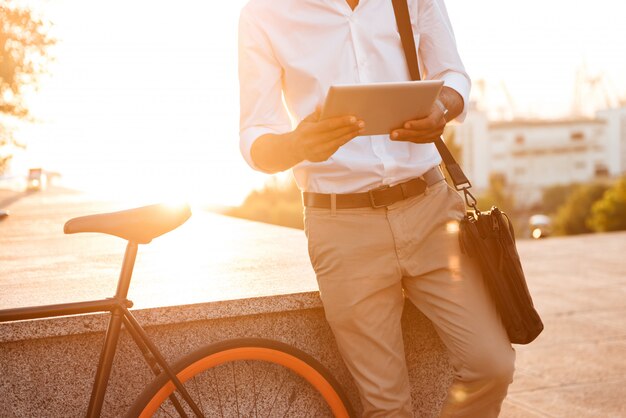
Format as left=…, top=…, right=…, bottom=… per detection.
left=391, top=0, right=544, bottom=344
left=458, top=206, right=544, bottom=344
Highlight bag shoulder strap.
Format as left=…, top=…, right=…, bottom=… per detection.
left=391, top=0, right=472, bottom=192
left=391, top=0, right=421, bottom=82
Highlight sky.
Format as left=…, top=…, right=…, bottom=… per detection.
left=8, top=0, right=626, bottom=206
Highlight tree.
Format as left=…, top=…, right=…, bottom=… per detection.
left=478, top=173, right=515, bottom=215
left=1, top=0, right=55, bottom=172
left=587, top=177, right=626, bottom=232
left=540, top=183, right=580, bottom=215
left=552, top=183, right=608, bottom=235
left=225, top=175, right=304, bottom=229
left=443, top=125, right=462, bottom=164
left=440, top=126, right=462, bottom=187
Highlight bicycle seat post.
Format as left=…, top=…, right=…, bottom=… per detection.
left=114, top=241, right=139, bottom=304
left=86, top=240, right=139, bottom=417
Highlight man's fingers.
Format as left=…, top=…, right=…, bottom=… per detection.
left=390, top=128, right=430, bottom=139
left=401, top=104, right=446, bottom=131
left=314, top=115, right=362, bottom=132
left=391, top=110, right=445, bottom=141
left=309, top=130, right=361, bottom=160
left=295, top=111, right=364, bottom=162
left=318, top=123, right=363, bottom=141
left=300, top=123, right=362, bottom=148
left=390, top=128, right=442, bottom=143
left=402, top=116, right=445, bottom=132
left=322, top=129, right=361, bottom=150
left=305, top=125, right=361, bottom=156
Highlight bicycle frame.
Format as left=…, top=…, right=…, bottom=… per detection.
left=0, top=241, right=204, bottom=418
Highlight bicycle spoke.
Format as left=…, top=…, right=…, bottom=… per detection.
left=191, top=376, right=206, bottom=415
left=231, top=362, right=240, bottom=418
left=249, top=361, right=259, bottom=418
left=266, top=369, right=288, bottom=418
left=257, top=361, right=272, bottom=415
left=158, top=402, right=176, bottom=418
left=281, top=388, right=298, bottom=418
left=209, top=367, right=225, bottom=418
left=302, top=397, right=315, bottom=418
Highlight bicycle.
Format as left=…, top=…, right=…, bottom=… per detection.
left=0, top=203, right=354, bottom=417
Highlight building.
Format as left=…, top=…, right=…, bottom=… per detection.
left=455, top=104, right=626, bottom=207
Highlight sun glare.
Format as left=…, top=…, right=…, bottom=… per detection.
left=10, top=0, right=626, bottom=208
left=16, top=0, right=260, bottom=208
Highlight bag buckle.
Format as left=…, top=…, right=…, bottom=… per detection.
left=368, top=184, right=390, bottom=208
left=463, top=188, right=479, bottom=213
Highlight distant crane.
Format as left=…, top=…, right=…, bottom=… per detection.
left=472, top=79, right=517, bottom=120
left=572, top=64, right=618, bottom=116
left=499, top=81, right=517, bottom=120
left=473, top=79, right=488, bottom=111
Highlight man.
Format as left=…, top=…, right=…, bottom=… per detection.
left=238, top=0, right=515, bottom=416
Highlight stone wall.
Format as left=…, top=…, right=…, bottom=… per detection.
left=0, top=294, right=452, bottom=417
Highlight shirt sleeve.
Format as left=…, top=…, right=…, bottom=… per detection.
left=418, top=0, right=471, bottom=122
left=238, top=8, right=292, bottom=172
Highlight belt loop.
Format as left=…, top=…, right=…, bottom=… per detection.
left=330, top=193, right=337, bottom=217
left=400, top=182, right=408, bottom=199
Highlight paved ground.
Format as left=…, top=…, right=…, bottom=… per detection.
left=500, top=228, right=626, bottom=418
left=0, top=187, right=318, bottom=310
left=1, top=187, right=625, bottom=417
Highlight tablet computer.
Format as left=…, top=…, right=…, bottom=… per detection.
left=320, top=80, right=444, bottom=136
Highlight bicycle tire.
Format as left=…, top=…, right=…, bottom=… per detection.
left=129, top=337, right=354, bottom=418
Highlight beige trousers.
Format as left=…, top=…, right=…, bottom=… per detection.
left=304, top=180, right=515, bottom=417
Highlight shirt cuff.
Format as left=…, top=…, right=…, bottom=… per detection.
left=441, top=72, right=471, bottom=123
left=240, top=125, right=292, bottom=173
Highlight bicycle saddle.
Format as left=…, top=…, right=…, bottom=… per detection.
left=64, top=203, right=192, bottom=244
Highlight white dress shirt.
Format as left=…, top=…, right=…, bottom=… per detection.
left=238, top=0, right=470, bottom=194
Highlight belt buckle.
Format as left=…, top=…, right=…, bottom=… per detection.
left=368, top=184, right=390, bottom=208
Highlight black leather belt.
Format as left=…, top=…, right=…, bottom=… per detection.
left=302, top=166, right=445, bottom=209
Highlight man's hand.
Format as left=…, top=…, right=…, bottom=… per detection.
left=389, top=101, right=447, bottom=144
left=250, top=109, right=364, bottom=173
left=291, top=109, right=364, bottom=163
left=389, top=86, right=463, bottom=144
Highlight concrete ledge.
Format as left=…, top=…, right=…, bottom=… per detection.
left=0, top=294, right=452, bottom=417
left=0, top=189, right=453, bottom=417
left=0, top=292, right=324, bottom=343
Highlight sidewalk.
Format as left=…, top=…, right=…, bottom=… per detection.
left=0, top=187, right=319, bottom=310
left=501, top=231, right=626, bottom=417
left=1, top=187, right=625, bottom=417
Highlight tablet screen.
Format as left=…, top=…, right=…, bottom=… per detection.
left=320, top=80, right=444, bottom=136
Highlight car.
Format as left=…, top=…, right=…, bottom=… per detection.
left=529, top=214, right=552, bottom=239
left=26, top=168, right=45, bottom=191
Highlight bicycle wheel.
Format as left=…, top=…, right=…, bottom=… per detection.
left=129, top=337, right=354, bottom=418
